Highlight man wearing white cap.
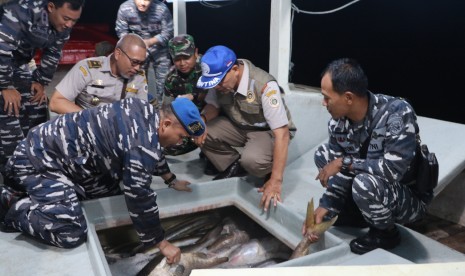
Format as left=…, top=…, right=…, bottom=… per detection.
left=196, top=45, right=297, bottom=212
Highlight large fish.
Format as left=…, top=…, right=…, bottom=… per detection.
left=216, top=236, right=292, bottom=268
left=147, top=252, right=228, bottom=276
left=290, top=198, right=338, bottom=259
left=206, top=229, right=250, bottom=253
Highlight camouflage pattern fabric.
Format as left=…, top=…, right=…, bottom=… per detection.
left=314, top=92, right=431, bottom=229
left=4, top=98, right=170, bottom=248
left=169, top=34, right=195, bottom=58
left=0, top=0, right=70, bottom=179
left=115, top=0, right=174, bottom=103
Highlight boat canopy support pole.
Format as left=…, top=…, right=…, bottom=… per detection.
left=270, top=0, right=292, bottom=90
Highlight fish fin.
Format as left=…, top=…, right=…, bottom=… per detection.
left=305, top=198, right=315, bottom=229
left=311, top=215, right=338, bottom=235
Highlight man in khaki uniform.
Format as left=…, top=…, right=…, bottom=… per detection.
left=196, top=45, right=297, bottom=212
left=49, top=33, right=148, bottom=114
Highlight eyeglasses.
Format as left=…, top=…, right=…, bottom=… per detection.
left=118, top=48, right=145, bottom=67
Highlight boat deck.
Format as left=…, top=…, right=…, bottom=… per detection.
left=1, top=69, right=465, bottom=275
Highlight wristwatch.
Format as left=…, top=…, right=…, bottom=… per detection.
left=341, top=155, right=353, bottom=173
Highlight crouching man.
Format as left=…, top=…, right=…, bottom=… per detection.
left=0, top=97, right=205, bottom=264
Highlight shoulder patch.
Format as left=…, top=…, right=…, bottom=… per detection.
left=87, top=60, right=102, bottom=69
left=269, top=96, right=280, bottom=108
left=387, top=114, right=404, bottom=136
left=79, top=66, right=88, bottom=77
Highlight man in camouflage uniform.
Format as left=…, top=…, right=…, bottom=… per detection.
left=196, top=45, right=297, bottom=212
left=49, top=33, right=148, bottom=114
left=0, top=0, right=84, bottom=185
left=163, top=34, right=207, bottom=156
left=308, top=58, right=432, bottom=254
left=0, top=97, right=204, bottom=264
left=115, top=0, right=174, bottom=104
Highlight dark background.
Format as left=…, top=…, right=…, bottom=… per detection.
left=80, top=0, right=465, bottom=124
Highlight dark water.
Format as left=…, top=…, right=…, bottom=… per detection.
left=81, top=0, right=465, bottom=124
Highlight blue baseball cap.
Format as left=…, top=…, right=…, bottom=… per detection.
left=170, top=97, right=205, bottom=136
left=197, top=45, right=237, bottom=89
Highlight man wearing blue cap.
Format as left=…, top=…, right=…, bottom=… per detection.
left=195, top=45, right=297, bottom=212
left=0, top=97, right=204, bottom=264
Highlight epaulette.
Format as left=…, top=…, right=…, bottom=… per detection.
left=137, top=70, right=146, bottom=77
left=87, top=60, right=102, bottom=69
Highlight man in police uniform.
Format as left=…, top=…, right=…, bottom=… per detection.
left=49, top=33, right=148, bottom=114
left=196, top=45, right=297, bottom=212
left=0, top=97, right=204, bottom=264
left=116, top=0, right=174, bottom=104
left=0, top=0, right=84, bottom=186
left=162, top=34, right=207, bottom=156
left=307, top=58, right=432, bottom=254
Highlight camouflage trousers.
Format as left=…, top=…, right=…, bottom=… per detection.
left=0, top=71, right=47, bottom=183
left=145, top=48, right=172, bottom=103
left=3, top=141, right=121, bottom=248
left=314, top=144, right=429, bottom=230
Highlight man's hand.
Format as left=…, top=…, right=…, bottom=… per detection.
left=315, top=157, right=343, bottom=188
left=30, top=82, right=47, bottom=105
left=170, top=179, right=192, bottom=192
left=301, top=206, right=329, bottom=242
left=2, top=88, right=21, bottom=117
left=158, top=240, right=181, bottom=264
left=258, top=176, right=282, bottom=212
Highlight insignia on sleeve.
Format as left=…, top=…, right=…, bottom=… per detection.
left=265, top=89, right=277, bottom=97
left=246, top=90, right=255, bottom=103
left=126, top=83, right=138, bottom=94
left=269, top=96, right=279, bottom=108
left=387, top=115, right=403, bottom=136
left=79, top=66, right=88, bottom=77
left=87, top=60, right=102, bottom=69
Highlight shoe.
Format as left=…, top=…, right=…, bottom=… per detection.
left=349, top=225, right=401, bottom=254
left=213, top=159, right=247, bottom=180
left=204, top=159, right=219, bottom=176
left=1, top=185, right=25, bottom=232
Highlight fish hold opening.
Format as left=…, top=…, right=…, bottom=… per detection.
left=97, top=206, right=293, bottom=276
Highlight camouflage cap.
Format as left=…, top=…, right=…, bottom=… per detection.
left=169, top=34, right=196, bottom=58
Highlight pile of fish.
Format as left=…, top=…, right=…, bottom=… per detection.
left=101, top=202, right=336, bottom=276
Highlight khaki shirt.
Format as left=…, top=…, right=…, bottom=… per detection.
left=56, top=55, right=148, bottom=108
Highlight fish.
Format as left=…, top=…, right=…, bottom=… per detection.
left=206, top=229, right=250, bottom=253
left=216, top=236, right=291, bottom=268
left=182, top=223, right=223, bottom=253
left=289, top=198, right=338, bottom=259
left=147, top=252, right=228, bottom=276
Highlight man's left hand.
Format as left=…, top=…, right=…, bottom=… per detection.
left=258, top=176, right=282, bottom=212
left=170, top=179, right=192, bottom=192
left=30, top=82, right=47, bottom=105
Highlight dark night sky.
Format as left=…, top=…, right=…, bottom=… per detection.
left=80, top=0, right=465, bottom=124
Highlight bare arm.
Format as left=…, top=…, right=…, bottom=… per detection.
left=49, top=90, right=83, bottom=114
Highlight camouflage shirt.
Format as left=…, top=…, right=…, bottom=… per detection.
left=164, top=61, right=207, bottom=110
left=320, top=92, right=419, bottom=210
left=24, top=98, right=170, bottom=246
left=0, top=0, right=71, bottom=88
left=115, top=0, right=173, bottom=52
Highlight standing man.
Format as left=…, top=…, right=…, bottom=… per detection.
left=115, top=0, right=174, bottom=105
left=0, top=97, right=205, bottom=264
left=308, top=58, right=432, bottom=254
left=162, top=34, right=208, bottom=156
left=0, top=0, right=85, bottom=185
left=49, top=33, right=149, bottom=114
left=196, top=45, right=297, bottom=212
